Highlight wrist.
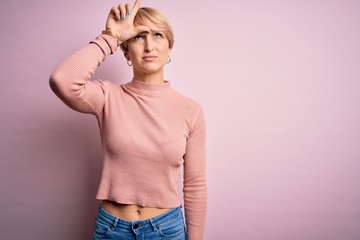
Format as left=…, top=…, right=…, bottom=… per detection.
left=101, top=30, right=121, bottom=45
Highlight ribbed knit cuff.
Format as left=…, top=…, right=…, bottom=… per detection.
left=89, top=34, right=118, bottom=55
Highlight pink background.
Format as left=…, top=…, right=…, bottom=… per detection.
left=1, top=0, right=360, bottom=239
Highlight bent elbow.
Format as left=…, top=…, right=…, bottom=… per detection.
left=49, top=70, right=63, bottom=95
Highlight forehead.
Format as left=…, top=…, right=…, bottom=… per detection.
left=135, top=18, right=164, bottom=32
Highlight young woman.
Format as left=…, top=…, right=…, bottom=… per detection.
left=49, top=0, right=207, bottom=239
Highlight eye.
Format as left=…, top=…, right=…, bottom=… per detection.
left=154, top=32, right=163, bottom=38
left=134, top=35, right=144, bottom=41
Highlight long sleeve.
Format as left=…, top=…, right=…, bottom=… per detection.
left=49, top=34, right=118, bottom=116
left=183, top=107, right=207, bottom=240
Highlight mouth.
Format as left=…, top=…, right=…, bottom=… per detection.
left=142, top=55, right=158, bottom=61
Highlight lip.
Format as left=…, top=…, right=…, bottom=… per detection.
left=142, top=55, right=158, bottom=61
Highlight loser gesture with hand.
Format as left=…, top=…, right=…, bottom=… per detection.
left=104, top=0, right=149, bottom=44
left=50, top=0, right=207, bottom=238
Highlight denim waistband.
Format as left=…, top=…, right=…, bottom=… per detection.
left=96, top=204, right=183, bottom=232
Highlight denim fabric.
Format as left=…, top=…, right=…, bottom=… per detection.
left=93, top=205, right=187, bottom=240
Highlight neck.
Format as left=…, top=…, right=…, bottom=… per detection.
left=133, top=69, right=165, bottom=84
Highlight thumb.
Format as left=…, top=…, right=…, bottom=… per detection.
left=133, top=25, right=150, bottom=35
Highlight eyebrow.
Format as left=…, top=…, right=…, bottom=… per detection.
left=138, top=29, right=163, bottom=35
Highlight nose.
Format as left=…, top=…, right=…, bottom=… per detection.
left=144, top=36, right=154, bottom=52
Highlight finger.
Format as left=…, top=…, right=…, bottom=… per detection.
left=111, top=6, right=121, bottom=21
left=118, top=4, right=127, bottom=20
left=132, top=0, right=141, bottom=15
left=125, top=3, right=133, bottom=16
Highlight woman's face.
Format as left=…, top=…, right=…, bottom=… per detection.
left=126, top=21, right=171, bottom=77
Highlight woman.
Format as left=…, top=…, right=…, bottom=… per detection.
left=49, top=0, right=207, bottom=239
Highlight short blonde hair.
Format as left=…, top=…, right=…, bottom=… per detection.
left=120, top=7, right=174, bottom=52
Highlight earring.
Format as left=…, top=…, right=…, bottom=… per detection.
left=127, top=60, right=133, bottom=66
left=166, top=56, right=171, bottom=64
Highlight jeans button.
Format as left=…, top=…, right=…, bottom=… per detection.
left=133, top=223, right=139, bottom=229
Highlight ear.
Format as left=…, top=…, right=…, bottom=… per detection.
left=124, top=52, right=130, bottom=61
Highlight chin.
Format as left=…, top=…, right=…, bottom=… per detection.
left=136, top=66, right=164, bottom=75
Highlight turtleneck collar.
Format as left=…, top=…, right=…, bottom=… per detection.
left=124, top=79, right=172, bottom=96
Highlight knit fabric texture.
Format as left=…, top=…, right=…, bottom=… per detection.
left=49, top=34, right=207, bottom=239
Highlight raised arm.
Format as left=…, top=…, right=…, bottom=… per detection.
left=49, top=0, right=149, bottom=115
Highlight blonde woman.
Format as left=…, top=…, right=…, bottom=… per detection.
left=50, top=0, right=207, bottom=239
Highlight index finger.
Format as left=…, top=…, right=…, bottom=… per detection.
left=132, top=0, right=141, bottom=14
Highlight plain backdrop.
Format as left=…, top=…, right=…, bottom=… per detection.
left=1, top=0, right=360, bottom=239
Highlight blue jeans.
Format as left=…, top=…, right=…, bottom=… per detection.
left=93, top=205, right=187, bottom=240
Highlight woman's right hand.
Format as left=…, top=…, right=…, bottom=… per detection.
left=104, top=0, right=149, bottom=44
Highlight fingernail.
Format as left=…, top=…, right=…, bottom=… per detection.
left=128, top=10, right=132, bottom=16
left=117, top=15, right=121, bottom=21
left=123, top=15, right=126, bottom=20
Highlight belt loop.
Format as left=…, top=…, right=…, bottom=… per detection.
left=149, top=218, right=157, bottom=231
left=112, top=217, right=119, bottom=230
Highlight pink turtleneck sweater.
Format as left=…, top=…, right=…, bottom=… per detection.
left=49, top=34, right=207, bottom=239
